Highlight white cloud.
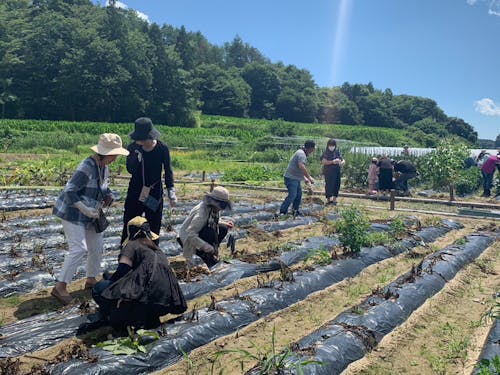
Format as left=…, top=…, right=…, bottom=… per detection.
left=466, top=0, right=478, bottom=5
left=105, top=1, right=149, bottom=22
left=474, top=98, right=500, bottom=116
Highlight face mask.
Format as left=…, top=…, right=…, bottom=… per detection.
left=328, top=146, right=335, bottom=152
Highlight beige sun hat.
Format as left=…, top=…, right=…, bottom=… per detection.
left=90, top=133, right=129, bottom=156
left=206, top=186, right=232, bottom=210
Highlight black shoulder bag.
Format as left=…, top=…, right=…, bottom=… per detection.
left=93, top=159, right=110, bottom=233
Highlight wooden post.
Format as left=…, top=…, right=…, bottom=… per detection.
left=449, top=183, right=455, bottom=201
left=202, top=171, right=206, bottom=182
left=210, top=179, right=215, bottom=192
left=390, top=190, right=395, bottom=210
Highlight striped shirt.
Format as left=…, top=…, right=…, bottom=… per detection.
left=53, top=156, right=112, bottom=225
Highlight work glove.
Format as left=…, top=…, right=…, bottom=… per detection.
left=135, top=149, right=142, bottom=163
left=167, top=187, right=177, bottom=204
left=74, top=201, right=99, bottom=219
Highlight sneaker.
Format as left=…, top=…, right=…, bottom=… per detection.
left=292, top=210, right=302, bottom=217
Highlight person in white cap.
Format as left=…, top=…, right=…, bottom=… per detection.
left=178, top=186, right=234, bottom=268
left=51, top=133, right=129, bottom=305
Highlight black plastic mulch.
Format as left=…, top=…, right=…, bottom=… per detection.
left=282, top=233, right=496, bottom=375
left=45, top=222, right=461, bottom=374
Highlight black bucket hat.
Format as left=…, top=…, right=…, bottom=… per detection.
left=129, top=117, right=161, bottom=141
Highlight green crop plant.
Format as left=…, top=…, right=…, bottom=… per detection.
left=304, top=247, right=332, bottom=266
left=334, top=206, right=371, bottom=253
left=476, top=355, right=500, bottom=375
left=366, top=231, right=392, bottom=247
left=389, top=217, right=406, bottom=239
left=211, top=325, right=322, bottom=375
left=96, top=328, right=160, bottom=355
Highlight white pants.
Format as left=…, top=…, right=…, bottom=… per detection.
left=57, top=220, right=103, bottom=283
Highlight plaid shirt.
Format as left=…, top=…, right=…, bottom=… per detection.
left=53, top=156, right=112, bottom=225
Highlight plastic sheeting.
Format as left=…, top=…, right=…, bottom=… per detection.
left=0, top=234, right=335, bottom=358
left=285, top=234, right=495, bottom=375
left=47, top=222, right=460, bottom=374
left=474, top=318, right=500, bottom=374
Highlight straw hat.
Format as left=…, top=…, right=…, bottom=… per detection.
left=122, top=216, right=159, bottom=247
left=205, top=186, right=232, bottom=210
left=90, top=133, right=129, bottom=156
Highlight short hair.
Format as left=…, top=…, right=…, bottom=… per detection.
left=327, top=139, right=337, bottom=147
left=304, top=140, right=316, bottom=149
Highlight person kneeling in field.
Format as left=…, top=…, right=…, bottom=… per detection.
left=92, top=216, right=187, bottom=330
left=178, top=186, right=234, bottom=268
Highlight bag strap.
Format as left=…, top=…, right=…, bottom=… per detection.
left=141, top=156, right=160, bottom=189
left=93, top=156, right=108, bottom=213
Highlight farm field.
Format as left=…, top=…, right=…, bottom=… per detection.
left=0, top=183, right=498, bottom=375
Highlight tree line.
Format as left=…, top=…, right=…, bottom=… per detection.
left=0, top=0, right=481, bottom=146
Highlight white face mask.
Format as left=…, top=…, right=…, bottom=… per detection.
left=328, top=146, right=335, bottom=152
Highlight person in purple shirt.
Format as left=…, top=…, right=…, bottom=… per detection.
left=480, top=152, right=500, bottom=197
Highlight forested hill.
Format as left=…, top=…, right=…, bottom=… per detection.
left=0, top=0, right=477, bottom=146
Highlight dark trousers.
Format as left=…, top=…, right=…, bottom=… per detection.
left=194, top=224, right=228, bottom=267
left=279, top=177, right=302, bottom=214
left=121, top=196, right=164, bottom=246
left=92, top=280, right=167, bottom=329
left=324, top=167, right=341, bottom=198
left=395, top=172, right=417, bottom=192
left=482, top=171, right=493, bottom=196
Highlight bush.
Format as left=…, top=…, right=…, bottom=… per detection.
left=455, top=168, right=481, bottom=196
left=334, top=206, right=371, bottom=253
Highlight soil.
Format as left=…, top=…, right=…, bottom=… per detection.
left=0, top=184, right=498, bottom=375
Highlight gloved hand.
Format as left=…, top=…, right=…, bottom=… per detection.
left=167, top=187, right=177, bottom=205
left=74, top=201, right=99, bottom=219
left=135, top=149, right=142, bottom=163
left=200, top=243, right=215, bottom=254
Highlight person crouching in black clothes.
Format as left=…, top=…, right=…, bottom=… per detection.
left=393, top=160, right=417, bottom=196
left=92, top=216, right=187, bottom=330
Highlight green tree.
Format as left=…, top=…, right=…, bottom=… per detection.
left=445, top=117, right=477, bottom=144
left=241, top=62, right=280, bottom=118
left=420, top=138, right=470, bottom=199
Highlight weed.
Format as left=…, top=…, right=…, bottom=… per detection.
left=378, top=267, right=396, bottom=284
left=0, top=295, right=21, bottom=308
left=211, top=326, right=322, bottom=374
left=455, top=237, right=467, bottom=246
left=181, top=349, right=196, bottom=373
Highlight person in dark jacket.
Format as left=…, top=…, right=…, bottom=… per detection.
left=121, top=117, right=177, bottom=246
left=320, top=139, right=345, bottom=205
left=93, top=216, right=187, bottom=330
left=377, top=155, right=394, bottom=195
left=393, top=160, right=417, bottom=196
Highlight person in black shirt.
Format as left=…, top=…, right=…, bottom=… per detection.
left=93, top=216, right=187, bottom=330
left=393, top=160, right=417, bottom=196
left=121, top=117, right=177, bottom=246
left=377, top=155, right=394, bottom=194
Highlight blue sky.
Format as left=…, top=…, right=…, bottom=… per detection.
left=98, top=0, right=500, bottom=140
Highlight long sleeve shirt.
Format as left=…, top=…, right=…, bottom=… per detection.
left=126, top=140, right=174, bottom=200
left=53, top=156, right=112, bottom=225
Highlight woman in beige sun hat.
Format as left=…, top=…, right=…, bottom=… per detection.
left=178, top=186, right=234, bottom=268
left=51, top=133, right=129, bottom=305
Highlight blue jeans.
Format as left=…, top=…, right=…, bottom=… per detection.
left=280, top=177, right=302, bottom=214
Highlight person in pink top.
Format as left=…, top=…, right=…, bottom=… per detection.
left=480, top=153, right=500, bottom=197
left=367, top=157, right=378, bottom=195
